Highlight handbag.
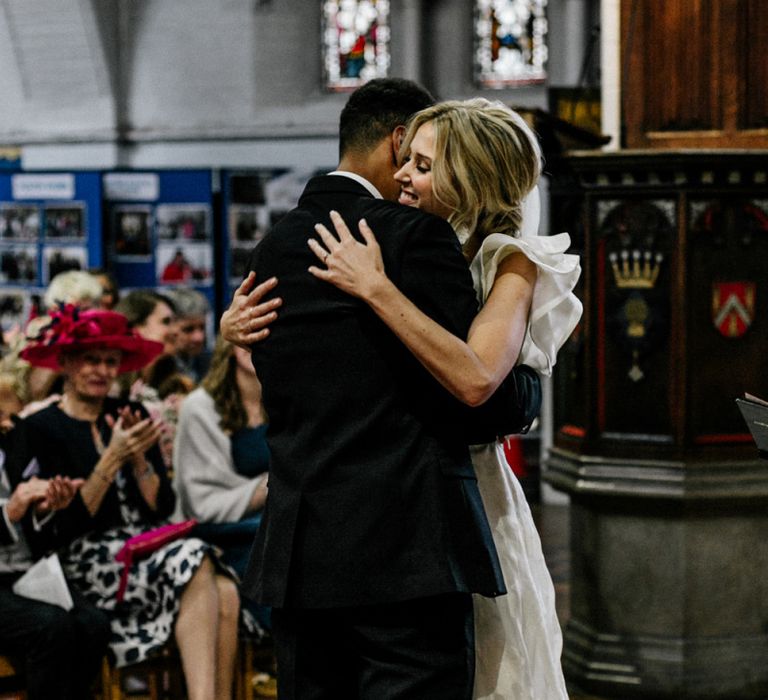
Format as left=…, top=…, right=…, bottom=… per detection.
left=114, top=519, right=197, bottom=602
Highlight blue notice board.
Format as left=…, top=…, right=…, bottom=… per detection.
left=220, top=167, right=321, bottom=307
left=103, top=169, right=215, bottom=313
left=0, top=170, right=102, bottom=328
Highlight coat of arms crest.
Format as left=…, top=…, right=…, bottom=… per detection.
left=712, top=282, right=755, bottom=338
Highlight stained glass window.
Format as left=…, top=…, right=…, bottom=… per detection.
left=322, top=0, right=390, bottom=91
left=475, top=0, right=548, bottom=88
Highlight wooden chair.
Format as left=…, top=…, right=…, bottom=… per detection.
left=0, top=656, right=25, bottom=700
left=100, top=646, right=184, bottom=700
left=99, top=637, right=276, bottom=700
left=236, top=636, right=277, bottom=700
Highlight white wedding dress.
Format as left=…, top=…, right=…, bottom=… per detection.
left=466, top=188, right=582, bottom=700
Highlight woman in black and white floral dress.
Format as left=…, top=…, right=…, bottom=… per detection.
left=15, top=306, right=240, bottom=700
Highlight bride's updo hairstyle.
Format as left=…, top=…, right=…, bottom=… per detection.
left=399, top=98, right=542, bottom=260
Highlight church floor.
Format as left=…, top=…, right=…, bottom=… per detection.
left=533, top=502, right=608, bottom=700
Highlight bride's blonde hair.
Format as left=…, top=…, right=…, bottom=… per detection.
left=399, top=98, right=542, bottom=260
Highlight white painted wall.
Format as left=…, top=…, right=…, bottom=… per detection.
left=0, top=0, right=115, bottom=140
left=0, top=2, right=28, bottom=131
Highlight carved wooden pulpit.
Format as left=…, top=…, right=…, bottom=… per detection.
left=546, top=150, right=768, bottom=699
left=544, top=0, right=768, bottom=694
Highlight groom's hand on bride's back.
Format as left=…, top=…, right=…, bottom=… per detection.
left=461, top=364, right=542, bottom=445
left=504, top=364, right=542, bottom=434
left=220, top=272, right=283, bottom=349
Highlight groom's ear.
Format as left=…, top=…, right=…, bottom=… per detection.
left=391, top=126, right=406, bottom=165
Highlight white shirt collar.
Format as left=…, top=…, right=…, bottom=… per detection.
left=327, top=170, right=383, bottom=200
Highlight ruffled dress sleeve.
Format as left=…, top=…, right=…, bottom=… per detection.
left=468, top=193, right=582, bottom=376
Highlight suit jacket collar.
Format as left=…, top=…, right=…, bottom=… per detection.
left=300, top=174, right=378, bottom=203
left=327, top=171, right=383, bottom=199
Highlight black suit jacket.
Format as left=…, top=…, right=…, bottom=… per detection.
left=244, top=175, right=537, bottom=609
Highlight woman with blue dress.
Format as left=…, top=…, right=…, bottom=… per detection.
left=173, top=335, right=269, bottom=626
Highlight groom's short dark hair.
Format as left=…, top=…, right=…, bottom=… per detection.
left=338, top=78, right=435, bottom=159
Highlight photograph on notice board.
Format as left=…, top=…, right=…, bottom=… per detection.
left=229, top=204, right=266, bottom=244
left=263, top=168, right=312, bottom=211
left=0, top=204, right=39, bottom=241
left=43, top=245, right=87, bottom=284
left=156, top=243, right=213, bottom=285
left=156, top=204, right=211, bottom=242
left=113, top=206, right=152, bottom=258
left=0, top=288, right=30, bottom=332
left=44, top=203, right=86, bottom=239
left=229, top=174, right=267, bottom=206
left=0, top=244, right=37, bottom=284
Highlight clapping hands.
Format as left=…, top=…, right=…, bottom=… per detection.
left=105, top=407, right=162, bottom=463
left=35, top=476, right=85, bottom=515
left=6, top=475, right=84, bottom=522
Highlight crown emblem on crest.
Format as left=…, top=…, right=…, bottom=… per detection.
left=609, top=249, right=663, bottom=289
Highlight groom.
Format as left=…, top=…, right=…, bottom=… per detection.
left=227, top=78, right=540, bottom=699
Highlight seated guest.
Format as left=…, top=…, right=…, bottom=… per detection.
left=0, top=436, right=110, bottom=700
left=10, top=306, right=240, bottom=700
left=0, top=355, right=29, bottom=427
left=112, top=289, right=185, bottom=398
left=114, top=289, right=177, bottom=357
left=89, top=268, right=121, bottom=310
left=43, top=270, right=103, bottom=313
left=113, top=290, right=190, bottom=469
left=165, top=288, right=211, bottom=384
left=173, top=336, right=269, bottom=625
left=19, top=270, right=104, bottom=402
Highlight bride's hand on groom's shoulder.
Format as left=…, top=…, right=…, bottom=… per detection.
left=220, top=272, right=282, bottom=349
left=308, top=210, right=388, bottom=302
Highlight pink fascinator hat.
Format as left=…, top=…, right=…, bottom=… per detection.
left=20, top=304, right=163, bottom=373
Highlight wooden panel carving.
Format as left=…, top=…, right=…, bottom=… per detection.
left=596, top=199, right=675, bottom=440
left=551, top=192, right=586, bottom=440
left=550, top=152, right=768, bottom=462
left=740, top=0, right=768, bottom=129
left=687, top=198, right=768, bottom=442
left=622, top=0, right=768, bottom=148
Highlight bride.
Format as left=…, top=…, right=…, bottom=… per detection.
left=307, top=99, right=581, bottom=700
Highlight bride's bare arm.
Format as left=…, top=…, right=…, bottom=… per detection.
left=308, top=211, right=536, bottom=406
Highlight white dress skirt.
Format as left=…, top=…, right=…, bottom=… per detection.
left=466, top=188, right=582, bottom=699
left=471, top=442, right=569, bottom=699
